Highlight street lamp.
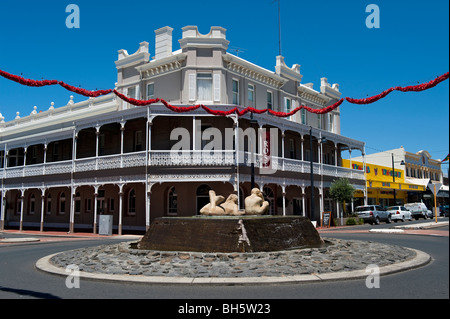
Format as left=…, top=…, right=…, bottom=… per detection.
left=392, top=153, right=405, bottom=205
left=250, top=113, right=258, bottom=190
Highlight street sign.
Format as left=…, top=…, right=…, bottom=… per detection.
left=429, top=183, right=442, bottom=195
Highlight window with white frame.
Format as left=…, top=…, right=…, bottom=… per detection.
left=267, top=91, right=273, bottom=110
left=127, top=86, right=137, bottom=99
left=317, top=114, right=322, bottom=129
left=248, top=84, right=255, bottom=107
left=301, top=108, right=307, bottom=125
left=285, top=97, right=291, bottom=113
left=197, top=73, right=213, bottom=101
left=328, top=113, right=334, bottom=132
left=232, top=79, right=239, bottom=105
left=147, top=83, right=155, bottom=100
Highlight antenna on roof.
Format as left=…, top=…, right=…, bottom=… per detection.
left=271, top=0, right=282, bottom=56
left=230, top=47, right=247, bottom=57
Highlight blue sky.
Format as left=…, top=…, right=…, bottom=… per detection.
left=0, top=0, right=448, bottom=166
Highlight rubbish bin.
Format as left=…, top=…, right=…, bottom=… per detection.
left=99, top=215, right=113, bottom=236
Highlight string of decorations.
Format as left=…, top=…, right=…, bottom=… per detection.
left=1, top=69, right=448, bottom=118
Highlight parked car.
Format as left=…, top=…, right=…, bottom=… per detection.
left=404, top=202, right=430, bottom=220
left=354, top=205, right=391, bottom=225
left=387, top=206, right=413, bottom=222
left=440, top=205, right=449, bottom=217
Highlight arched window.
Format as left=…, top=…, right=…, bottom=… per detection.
left=59, top=192, right=66, bottom=214
left=128, top=189, right=136, bottom=215
left=75, top=192, right=81, bottom=214
left=168, top=187, right=178, bottom=216
left=263, top=186, right=275, bottom=215
left=29, top=194, right=36, bottom=215
left=46, top=193, right=52, bottom=215
left=15, top=193, right=22, bottom=215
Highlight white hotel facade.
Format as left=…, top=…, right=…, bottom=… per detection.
left=0, top=26, right=365, bottom=234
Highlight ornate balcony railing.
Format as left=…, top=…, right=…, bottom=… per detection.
left=0, top=150, right=364, bottom=182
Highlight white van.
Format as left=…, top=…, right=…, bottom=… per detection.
left=404, top=202, right=432, bottom=220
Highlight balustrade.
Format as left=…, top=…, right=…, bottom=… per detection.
left=0, top=150, right=365, bottom=181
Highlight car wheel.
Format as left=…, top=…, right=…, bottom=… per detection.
left=386, top=215, right=391, bottom=223
left=401, top=216, right=405, bottom=222
left=375, top=217, right=380, bottom=225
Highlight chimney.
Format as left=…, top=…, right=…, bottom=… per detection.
left=155, top=26, right=173, bottom=60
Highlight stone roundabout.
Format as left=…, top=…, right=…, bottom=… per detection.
left=36, top=238, right=431, bottom=284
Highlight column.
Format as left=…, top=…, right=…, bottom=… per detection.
left=19, top=189, right=24, bottom=231
left=281, top=131, right=285, bottom=171
left=118, top=184, right=124, bottom=236
left=93, top=186, right=99, bottom=234
left=282, top=185, right=286, bottom=216
left=95, top=126, right=100, bottom=170
left=334, top=143, right=338, bottom=166
left=300, top=135, right=304, bottom=161
left=234, top=118, right=240, bottom=208
left=22, top=147, right=27, bottom=177
left=40, top=189, right=45, bottom=232
left=69, top=186, right=76, bottom=233
left=146, top=190, right=151, bottom=232
left=301, top=187, right=306, bottom=217
left=120, top=121, right=125, bottom=168
left=0, top=192, right=5, bottom=231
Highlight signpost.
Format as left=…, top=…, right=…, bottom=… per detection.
left=429, top=183, right=442, bottom=223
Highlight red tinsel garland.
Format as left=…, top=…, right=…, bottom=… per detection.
left=59, top=82, right=112, bottom=98
left=346, top=72, right=449, bottom=105
left=1, top=68, right=448, bottom=117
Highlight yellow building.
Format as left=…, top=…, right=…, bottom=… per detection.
left=342, top=159, right=426, bottom=207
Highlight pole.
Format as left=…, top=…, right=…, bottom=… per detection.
left=434, top=184, right=438, bottom=223
left=392, top=154, right=396, bottom=205
left=310, top=127, right=315, bottom=222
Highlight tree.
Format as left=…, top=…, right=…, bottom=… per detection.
left=329, top=178, right=355, bottom=220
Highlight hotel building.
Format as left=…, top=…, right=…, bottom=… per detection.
left=0, top=26, right=365, bottom=233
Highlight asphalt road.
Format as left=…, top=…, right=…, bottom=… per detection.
left=0, top=219, right=448, bottom=301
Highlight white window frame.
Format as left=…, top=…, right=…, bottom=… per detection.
left=146, top=83, right=155, bottom=100
left=301, top=108, right=307, bottom=125
left=248, top=83, right=255, bottom=107
left=197, top=73, right=213, bottom=103
left=267, top=91, right=273, bottom=110
left=232, top=79, right=240, bottom=105
left=328, top=113, right=334, bottom=132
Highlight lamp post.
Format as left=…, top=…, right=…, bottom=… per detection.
left=391, top=153, right=405, bottom=206
left=250, top=113, right=258, bottom=190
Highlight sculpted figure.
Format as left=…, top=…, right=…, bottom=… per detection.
left=200, top=191, right=244, bottom=216
left=244, top=188, right=269, bottom=215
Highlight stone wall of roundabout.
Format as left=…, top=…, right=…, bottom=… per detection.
left=35, top=216, right=432, bottom=285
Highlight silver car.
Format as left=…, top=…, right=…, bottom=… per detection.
left=355, top=205, right=392, bottom=225
left=387, top=206, right=413, bottom=222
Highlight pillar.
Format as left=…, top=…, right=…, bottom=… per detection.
left=93, top=186, right=99, bottom=234
left=40, top=189, right=46, bottom=232
left=118, top=184, right=124, bottom=236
